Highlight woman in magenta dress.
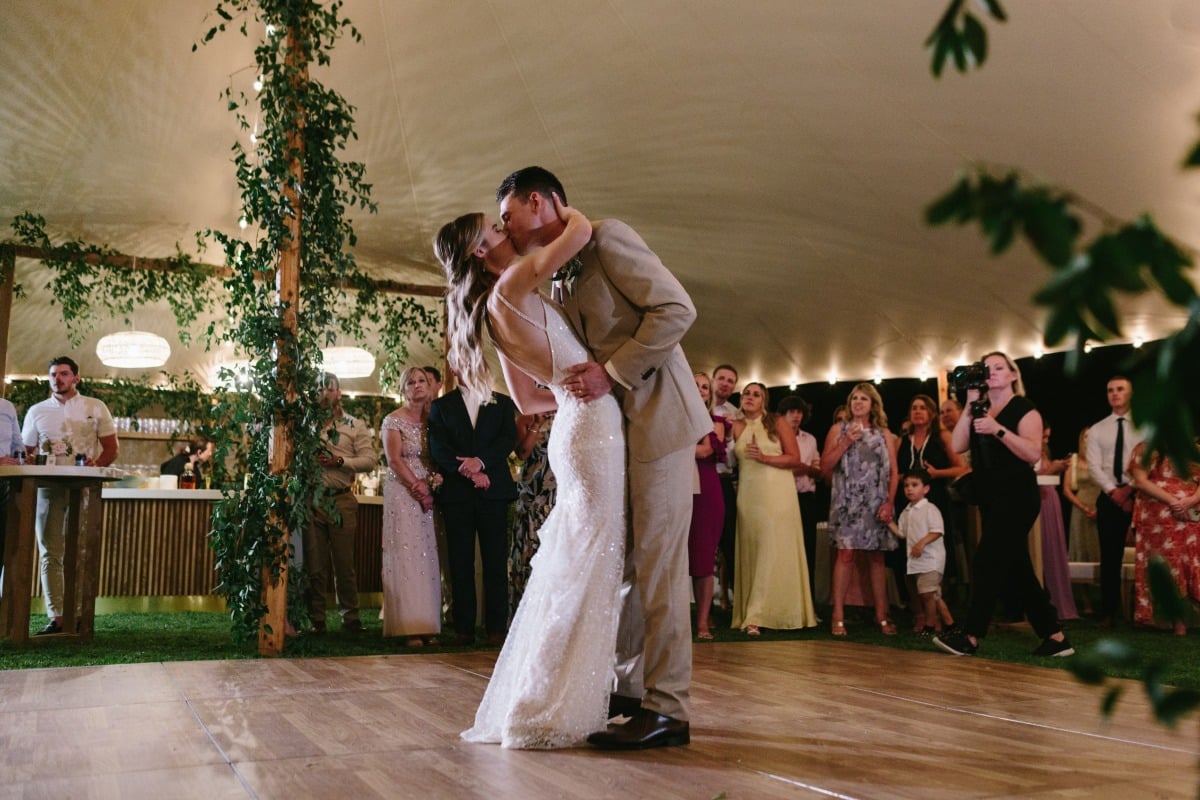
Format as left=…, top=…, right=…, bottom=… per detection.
left=689, top=372, right=729, bottom=640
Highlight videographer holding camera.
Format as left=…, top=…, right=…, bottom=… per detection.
left=933, top=352, right=1074, bottom=659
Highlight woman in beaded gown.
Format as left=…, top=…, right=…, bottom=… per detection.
left=380, top=367, right=441, bottom=644
left=434, top=198, right=625, bottom=749
left=729, top=382, right=817, bottom=634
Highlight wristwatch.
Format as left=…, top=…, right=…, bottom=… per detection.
left=995, top=428, right=1006, bottom=439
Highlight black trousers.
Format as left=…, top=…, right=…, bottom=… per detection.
left=797, top=491, right=818, bottom=593
left=442, top=498, right=510, bottom=637
left=718, top=474, right=737, bottom=591
left=1095, top=491, right=1132, bottom=620
left=965, top=486, right=1061, bottom=640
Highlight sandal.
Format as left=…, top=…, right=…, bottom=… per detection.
left=831, top=620, right=847, bottom=638
left=878, top=619, right=898, bottom=636
left=697, top=630, right=714, bottom=640
left=745, top=625, right=761, bottom=637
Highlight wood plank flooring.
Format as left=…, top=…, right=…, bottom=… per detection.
left=1, top=641, right=1196, bottom=799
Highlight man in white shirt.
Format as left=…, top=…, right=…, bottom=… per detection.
left=710, top=364, right=740, bottom=609
left=779, top=395, right=821, bottom=594
left=21, top=357, right=118, bottom=635
left=1085, top=376, right=1146, bottom=626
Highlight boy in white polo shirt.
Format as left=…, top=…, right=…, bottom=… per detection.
left=888, top=468, right=955, bottom=636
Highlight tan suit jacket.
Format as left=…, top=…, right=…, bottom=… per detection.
left=558, top=219, right=711, bottom=460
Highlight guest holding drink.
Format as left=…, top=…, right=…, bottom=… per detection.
left=729, top=383, right=817, bottom=635
left=821, top=383, right=899, bottom=637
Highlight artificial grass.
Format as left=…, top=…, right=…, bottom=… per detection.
left=3, top=606, right=1197, bottom=696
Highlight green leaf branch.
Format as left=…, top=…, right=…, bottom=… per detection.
left=926, top=167, right=1200, bottom=473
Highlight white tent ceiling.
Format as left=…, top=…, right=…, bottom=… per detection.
left=3, top=1, right=1198, bottom=395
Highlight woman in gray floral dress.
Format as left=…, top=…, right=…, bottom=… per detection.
left=820, top=382, right=899, bottom=637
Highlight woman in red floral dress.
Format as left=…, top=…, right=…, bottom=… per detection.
left=1129, top=442, right=1200, bottom=634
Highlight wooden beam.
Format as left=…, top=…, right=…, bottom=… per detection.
left=0, top=249, right=12, bottom=398
left=0, top=243, right=445, bottom=298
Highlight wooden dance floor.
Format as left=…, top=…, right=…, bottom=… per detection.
left=2, top=640, right=1195, bottom=799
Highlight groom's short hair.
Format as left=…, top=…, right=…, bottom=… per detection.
left=497, top=166, right=567, bottom=205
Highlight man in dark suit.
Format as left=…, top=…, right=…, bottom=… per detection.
left=428, top=386, right=518, bottom=645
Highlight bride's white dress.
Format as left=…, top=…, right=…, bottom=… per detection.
left=461, top=294, right=626, bottom=749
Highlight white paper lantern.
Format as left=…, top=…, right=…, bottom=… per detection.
left=96, top=331, right=171, bottom=369
left=319, top=346, right=376, bottom=379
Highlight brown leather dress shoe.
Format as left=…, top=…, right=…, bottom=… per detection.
left=587, top=709, right=690, bottom=750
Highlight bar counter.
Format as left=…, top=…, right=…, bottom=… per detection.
left=24, top=488, right=384, bottom=612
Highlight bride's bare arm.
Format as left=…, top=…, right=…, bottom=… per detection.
left=500, top=195, right=592, bottom=296
left=500, top=352, right=558, bottom=415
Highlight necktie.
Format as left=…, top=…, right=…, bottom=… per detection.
left=1113, top=417, right=1125, bottom=485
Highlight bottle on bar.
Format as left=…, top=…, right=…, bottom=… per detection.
left=179, top=463, right=197, bottom=490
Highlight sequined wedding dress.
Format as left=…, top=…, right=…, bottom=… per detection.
left=461, top=294, right=626, bottom=749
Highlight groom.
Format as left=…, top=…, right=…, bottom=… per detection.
left=497, top=166, right=712, bottom=749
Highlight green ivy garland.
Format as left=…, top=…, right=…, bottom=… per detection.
left=8, top=213, right=217, bottom=348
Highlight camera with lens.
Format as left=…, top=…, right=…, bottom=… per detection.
left=948, top=362, right=989, bottom=395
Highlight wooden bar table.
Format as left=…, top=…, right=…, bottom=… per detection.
left=0, top=465, right=122, bottom=644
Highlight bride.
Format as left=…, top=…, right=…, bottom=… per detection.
left=434, top=197, right=626, bottom=749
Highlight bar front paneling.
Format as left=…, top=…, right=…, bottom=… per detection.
left=27, top=490, right=384, bottom=604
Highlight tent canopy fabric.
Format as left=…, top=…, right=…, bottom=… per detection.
left=2, top=1, right=1196, bottom=393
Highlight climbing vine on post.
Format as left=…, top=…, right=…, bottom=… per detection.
left=196, top=0, right=437, bottom=648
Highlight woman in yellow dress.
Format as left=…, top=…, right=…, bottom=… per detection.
left=729, top=382, right=818, bottom=635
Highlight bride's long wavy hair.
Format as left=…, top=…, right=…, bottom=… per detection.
left=434, top=212, right=496, bottom=399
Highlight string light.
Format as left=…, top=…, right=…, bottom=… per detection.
left=1033, top=347, right=1044, bottom=359
left=827, top=372, right=838, bottom=385
left=252, top=75, right=263, bottom=92
left=1083, top=342, right=1094, bottom=354
left=239, top=217, right=249, bottom=230
left=873, top=373, right=883, bottom=385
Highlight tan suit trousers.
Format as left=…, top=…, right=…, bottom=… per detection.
left=613, top=444, right=695, bottom=721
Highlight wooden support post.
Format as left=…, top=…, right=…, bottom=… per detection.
left=0, top=248, right=13, bottom=397
left=259, top=23, right=308, bottom=657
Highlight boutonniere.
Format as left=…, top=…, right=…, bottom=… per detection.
left=552, top=256, right=583, bottom=285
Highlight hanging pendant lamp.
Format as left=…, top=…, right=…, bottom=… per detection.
left=319, top=346, right=376, bottom=379
left=96, top=330, right=172, bottom=369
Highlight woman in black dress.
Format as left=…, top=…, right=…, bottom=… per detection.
left=892, top=394, right=967, bottom=629
left=933, top=352, right=1074, bottom=658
